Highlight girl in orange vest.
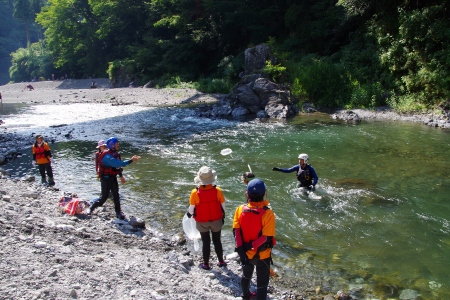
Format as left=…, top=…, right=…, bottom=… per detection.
left=186, top=166, right=226, bottom=270
left=32, top=135, right=55, bottom=185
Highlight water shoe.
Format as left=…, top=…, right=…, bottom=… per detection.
left=199, top=263, right=211, bottom=270
left=217, top=261, right=227, bottom=267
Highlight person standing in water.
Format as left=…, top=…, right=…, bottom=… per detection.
left=241, top=171, right=255, bottom=186
left=233, top=178, right=276, bottom=300
left=186, top=166, right=227, bottom=270
left=272, top=153, right=318, bottom=191
left=32, top=135, right=55, bottom=186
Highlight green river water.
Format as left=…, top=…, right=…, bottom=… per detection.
left=3, top=104, right=450, bottom=298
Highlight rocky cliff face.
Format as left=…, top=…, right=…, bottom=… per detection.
left=196, top=44, right=299, bottom=119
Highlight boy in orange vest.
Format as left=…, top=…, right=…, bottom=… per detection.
left=233, top=179, right=276, bottom=300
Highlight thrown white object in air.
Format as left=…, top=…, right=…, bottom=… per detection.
left=220, top=148, right=233, bottom=156
left=182, top=214, right=201, bottom=251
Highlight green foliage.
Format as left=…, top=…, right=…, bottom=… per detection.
left=386, top=93, right=428, bottom=113
left=376, top=1, right=450, bottom=107
left=346, top=81, right=386, bottom=109
left=262, top=60, right=286, bottom=83
left=288, top=58, right=352, bottom=108
left=194, top=77, right=233, bottom=94
left=0, top=0, right=444, bottom=113
left=9, top=41, right=53, bottom=82
left=161, top=76, right=232, bottom=94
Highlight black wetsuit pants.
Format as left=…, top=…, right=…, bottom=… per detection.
left=200, top=230, right=223, bottom=265
left=241, top=257, right=271, bottom=300
left=91, top=176, right=121, bottom=213
left=38, top=162, right=53, bottom=181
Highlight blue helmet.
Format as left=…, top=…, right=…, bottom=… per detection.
left=106, top=137, right=118, bottom=150
left=247, top=178, right=266, bottom=196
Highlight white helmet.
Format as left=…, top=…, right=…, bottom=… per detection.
left=298, top=153, right=309, bottom=163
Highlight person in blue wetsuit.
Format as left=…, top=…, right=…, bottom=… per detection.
left=272, top=153, right=318, bottom=191
left=87, top=137, right=141, bottom=220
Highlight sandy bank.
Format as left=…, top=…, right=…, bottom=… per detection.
left=0, top=78, right=223, bottom=107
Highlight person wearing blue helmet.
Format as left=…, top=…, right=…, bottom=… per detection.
left=233, top=178, right=276, bottom=300
left=87, top=137, right=141, bottom=220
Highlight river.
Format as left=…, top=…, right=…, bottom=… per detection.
left=2, top=103, right=450, bottom=299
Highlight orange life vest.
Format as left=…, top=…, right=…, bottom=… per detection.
left=193, top=186, right=224, bottom=222
left=98, top=149, right=122, bottom=176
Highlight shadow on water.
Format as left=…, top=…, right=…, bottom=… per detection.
left=0, top=102, right=30, bottom=116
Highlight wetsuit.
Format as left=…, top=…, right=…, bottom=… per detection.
left=278, top=164, right=318, bottom=189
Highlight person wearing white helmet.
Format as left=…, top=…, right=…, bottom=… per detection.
left=272, top=153, right=318, bottom=190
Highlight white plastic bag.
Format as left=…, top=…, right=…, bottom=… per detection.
left=182, top=214, right=201, bottom=251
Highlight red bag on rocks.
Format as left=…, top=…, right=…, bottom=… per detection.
left=58, top=197, right=89, bottom=216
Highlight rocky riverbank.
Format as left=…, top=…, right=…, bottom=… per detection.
left=1, top=172, right=356, bottom=300
left=0, top=79, right=446, bottom=299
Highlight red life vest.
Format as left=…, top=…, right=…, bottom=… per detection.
left=239, top=205, right=269, bottom=243
left=98, top=149, right=122, bottom=176
left=34, top=143, right=46, bottom=159
left=193, top=186, right=224, bottom=222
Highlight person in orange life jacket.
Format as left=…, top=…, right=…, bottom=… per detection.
left=94, top=140, right=107, bottom=179
left=233, top=178, right=276, bottom=300
left=272, top=153, right=318, bottom=191
left=87, top=137, right=141, bottom=220
left=186, top=166, right=227, bottom=270
left=32, top=135, right=55, bottom=185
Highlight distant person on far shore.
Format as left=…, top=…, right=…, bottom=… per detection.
left=24, top=84, right=34, bottom=91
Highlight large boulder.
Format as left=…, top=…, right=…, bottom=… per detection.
left=243, top=44, right=277, bottom=75
left=110, top=65, right=133, bottom=88
left=195, top=44, right=298, bottom=119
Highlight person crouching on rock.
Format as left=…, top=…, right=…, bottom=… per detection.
left=186, top=166, right=227, bottom=270
left=32, top=135, right=55, bottom=186
left=233, top=178, right=276, bottom=300
left=87, top=137, right=141, bottom=220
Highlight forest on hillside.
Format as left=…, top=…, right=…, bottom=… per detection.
left=2, top=0, right=450, bottom=111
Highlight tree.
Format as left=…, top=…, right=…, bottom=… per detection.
left=13, top=0, right=35, bottom=46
